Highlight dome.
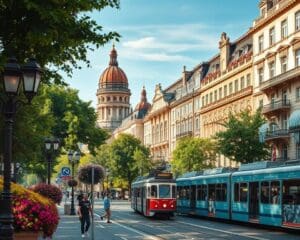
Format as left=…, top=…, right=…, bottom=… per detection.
left=99, top=45, right=128, bottom=87
left=135, top=86, right=151, bottom=112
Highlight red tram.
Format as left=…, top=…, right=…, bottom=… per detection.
left=131, top=172, right=176, bottom=217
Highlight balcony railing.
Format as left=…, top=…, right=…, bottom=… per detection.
left=260, top=66, right=300, bottom=91
left=265, top=129, right=289, bottom=142
left=262, top=99, right=291, bottom=115
left=176, top=131, right=192, bottom=139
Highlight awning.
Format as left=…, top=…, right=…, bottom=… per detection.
left=289, top=110, right=300, bottom=131
left=259, top=123, right=269, bottom=143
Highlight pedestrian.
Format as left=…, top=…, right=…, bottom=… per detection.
left=100, top=192, right=112, bottom=223
left=78, top=193, right=92, bottom=238
left=77, top=190, right=83, bottom=204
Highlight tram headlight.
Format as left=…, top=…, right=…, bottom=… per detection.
left=171, top=204, right=174, bottom=208
left=163, top=203, right=167, bottom=208
left=155, top=204, right=158, bottom=208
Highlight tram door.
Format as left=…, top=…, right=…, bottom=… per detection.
left=249, top=182, right=259, bottom=219
left=190, top=185, right=196, bottom=209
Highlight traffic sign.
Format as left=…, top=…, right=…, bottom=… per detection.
left=61, top=167, right=71, bottom=176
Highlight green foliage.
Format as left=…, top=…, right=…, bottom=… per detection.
left=215, top=109, right=270, bottom=164
left=45, top=85, right=108, bottom=154
left=172, top=137, right=217, bottom=176
left=0, top=0, right=120, bottom=84
left=109, top=134, right=151, bottom=188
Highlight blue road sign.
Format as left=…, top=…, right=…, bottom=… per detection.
left=61, top=167, right=71, bottom=177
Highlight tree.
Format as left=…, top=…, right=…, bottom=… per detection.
left=0, top=0, right=120, bottom=84
left=172, top=137, right=217, bottom=176
left=215, top=109, right=269, bottom=164
left=133, top=148, right=152, bottom=176
left=45, top=85, right=108, bottom=154
left=109, top=134, right=151, bottom=193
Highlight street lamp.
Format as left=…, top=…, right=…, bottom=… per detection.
left=0, top=57, right=42, bottom=240
left=44, top=138, right=60, bottom=184
left=68, top=150, right=80, bottom=215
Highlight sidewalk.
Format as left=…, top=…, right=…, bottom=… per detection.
left=52, top=205, right=83, bottom=240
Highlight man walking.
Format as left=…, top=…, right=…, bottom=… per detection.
left=78, top=193, right=92, bottom=238
left=100, top=192, right=112, bottom=223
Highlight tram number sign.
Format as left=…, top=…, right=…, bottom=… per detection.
left=155, top=172, right=173, bottom=179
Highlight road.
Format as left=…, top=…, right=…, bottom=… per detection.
left=54, top=200, right=300, bottom=240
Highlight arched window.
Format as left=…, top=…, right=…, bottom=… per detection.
left=107, top=96, right=110, bottom=102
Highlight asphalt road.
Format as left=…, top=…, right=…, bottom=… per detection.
left=53, top=200, right=300, bottom=240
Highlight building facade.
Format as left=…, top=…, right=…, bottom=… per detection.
left=96, top=45, right=131, bottom=132
left=254, top=0, right=300, bottom=161
left=97, top=0, right=300, bottom=167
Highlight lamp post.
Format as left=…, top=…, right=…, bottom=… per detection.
left=68, top=150, right=80, bottom=215
left=0, top=57, right=42, bottom=240
left=44, top=138, right=60, bottom=184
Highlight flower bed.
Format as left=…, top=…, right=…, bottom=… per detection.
left=0, top=178, right=59, bottom=238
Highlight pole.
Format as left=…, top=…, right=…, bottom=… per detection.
left=0, top=100, right=15, bottom=240
left=70, top=162, right=75, bottom=215
left=91, top=167, right=95, bottom=240
left=47, top=153, right=51, bottom=184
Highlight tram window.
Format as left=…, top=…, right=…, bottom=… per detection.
left=172, top=186, right=176, bottom=198
left=147, top=187, right=151, bottom=198
left=159, top=185, right=171, bottom=198
left=234, top=183, right=239, bottom=202
left=261, top=181, right=270, bottom=204
left=150, top=185, right=157, bottom=198
left=240, top=183, right=248, bottom=202
left=283, top=180, right=300, bottom=205
left=271, top=181, right=280, bottom=205
left=216, top=183, right=227, bottom=202
left=208, top=184, right=216, bottom=201
left=234, top=183, right=248, bottom=202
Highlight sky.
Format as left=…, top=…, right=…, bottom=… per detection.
left=65, top=0, right=260, bottom=108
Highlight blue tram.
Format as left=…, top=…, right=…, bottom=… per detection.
left=176, top=161, right=300, bottom=229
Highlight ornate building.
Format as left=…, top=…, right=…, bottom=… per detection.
left=254, top=0, right=300, bottom=161
left=113, top=87, right=151, bottom=143
left=96, top=45, right=131, bottom=132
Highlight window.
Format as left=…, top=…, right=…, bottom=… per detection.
left=240, top=77, right=245, bottom=89
left=269, top=61, right=275, bottom=78
left=195, top=118, right=199, bottom=130
left=150, top=185, right=157, bottom=198
left=271, top=181, right=280, bottom=204
left=283, top=180, right=300, bottom=205
left=159, top=185, right=171, bottom=198
left=234, top=79, right=239, bottom=92
left=259, top=99, right=264, bottom=108
left=216, top=183, right=227, bottom=202
left=246, top=74, right=251, bottom=86
left=296, top=87, right=300, bottom=101
left=164, top=121, right=168, bottom=140
left=210, top=92, right=213, bottom=103
left=258, top=67, right=264, bottom=83
left=229, top=82, right=233, bottom=94
left=282, top=113, right=288, bottom=130
left=202, top=96, right=205, bottom=107
left=234, top=182, right=248, bottom=202
left=269, top=27, right=275, bottom=46
left=205, top=95, right=208, bottom=105
left=281, top=19, right=288, bottom=39
left=258, top=35, right=264, bottom=52
left=197, top=185, right=207, bottom=201
left=296, top=11, right=300, bottom=31
left=214, top=90, right=217, bottom=102
left=296, top=49, right=300, bottom=66
left=224, top=85, right=227, bottom=97
left=219, top=87, right=222, bottom=99
left=261, top=181, right=270, bottom=204
left=281, top=56, right=287, bottom=73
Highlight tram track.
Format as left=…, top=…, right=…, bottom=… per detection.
left=108, top=209, right=271, bottom=240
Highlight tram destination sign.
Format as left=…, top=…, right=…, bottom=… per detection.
left=155, top=172, right=173, bottom=179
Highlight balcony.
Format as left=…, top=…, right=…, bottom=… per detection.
left=176, top=131, right=192, bottom=139
left=265, top=129, right=289, bottom=143
left=262, top=99, right=291, bottom=116
left=260, top=66, right=300, bottom=92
